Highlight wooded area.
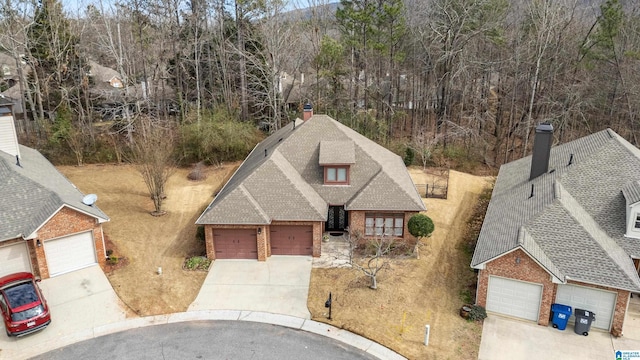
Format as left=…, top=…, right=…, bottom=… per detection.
left=0, top=0, right=638, bottom=168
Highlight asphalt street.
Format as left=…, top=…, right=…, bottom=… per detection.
left=30, top=320, right=379, bottom=360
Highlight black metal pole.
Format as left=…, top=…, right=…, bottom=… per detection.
left=325, top=292, right=332, bottom=320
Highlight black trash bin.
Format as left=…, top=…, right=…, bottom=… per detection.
left=574, top=308, right=596, bottom=336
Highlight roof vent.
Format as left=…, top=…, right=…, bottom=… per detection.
left=528, top=184, right=534, bottom=199
left=15, top=155, right=21, bottom=167
left=264, top=148, right=267, bottom=157
left=568, top=153, right=574, bottom=166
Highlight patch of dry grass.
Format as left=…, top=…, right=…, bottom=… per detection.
left=308, top=170, right=493, bottom=359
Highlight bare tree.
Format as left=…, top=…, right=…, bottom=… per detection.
left=347, top=230, right=392, bottom=290
left=128, top=118, right=176, bottom=216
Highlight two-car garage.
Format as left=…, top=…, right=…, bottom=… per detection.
left=0, top=231, right=99, bottom=278
left=211, top=225, right=314, bottom=259
left=485, top=276, right=617, bottom=331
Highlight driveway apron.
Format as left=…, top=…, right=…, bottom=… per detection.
left=479, top=310, right=640, bottom=360
left=0, top=266, right=127, bottom=360
left=188, top=256, right=312, bottom=318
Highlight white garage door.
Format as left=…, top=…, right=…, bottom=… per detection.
left=44, top=231, right=97, bottom=277
left=0, top=242, right=31, bottom=277
left=555, top=284, right=617, bottom=331
left=486, top=276, right=543, bottom=321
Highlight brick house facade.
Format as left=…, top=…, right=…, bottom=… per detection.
left=197, top=110, right=425, bottom=261
left=476, top=248, right=630, bottom=335
left=472, top=126, right=640, bottom=336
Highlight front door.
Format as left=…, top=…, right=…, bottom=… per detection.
left=326, top=206, right=348, bottom=231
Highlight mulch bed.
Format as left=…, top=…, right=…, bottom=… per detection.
left=102, top=234, right=129, bottom=273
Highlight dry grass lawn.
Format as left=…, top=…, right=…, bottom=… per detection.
left=307, top=168, right=493, bottom=360
left=60, top=163, right=493, bottom=359
left=59, top=163, right=238, bottom=316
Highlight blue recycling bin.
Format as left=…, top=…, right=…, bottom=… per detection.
left=551, top=303, right=572, bottom=330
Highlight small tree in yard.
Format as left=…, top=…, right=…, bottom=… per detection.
left=408, top=214, right=435, bottom=258
left=129, top=118, right=176, bottom=216
left=348, top=230, right=393, bottom=290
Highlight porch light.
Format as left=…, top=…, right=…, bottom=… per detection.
left=36, top=239, right=42, bottom=247
left=257, top=227, right=262, bottom=235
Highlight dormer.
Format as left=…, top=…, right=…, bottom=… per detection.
left=319, top=140, right=355, bottom=185
left=622, top=181, right=640, bottom=239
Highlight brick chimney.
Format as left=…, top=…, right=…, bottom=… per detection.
left=529, top=122, right=553, bottom=180
left=0, top=104, right=20, bottom=158
left=303, top=103, right=313, bottom=121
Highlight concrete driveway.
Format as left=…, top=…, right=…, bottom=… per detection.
left=188, top=256, right=312, bottom=318
left=0, top=265, right=128, bottom=360
left=479, top=296, right=640, bottom=360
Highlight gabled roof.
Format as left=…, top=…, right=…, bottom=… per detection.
left=197, top=114, right=425, bottom=225
left=471, top=129, right=640, bottom=292
left=0, top=145, right=109, bottom=241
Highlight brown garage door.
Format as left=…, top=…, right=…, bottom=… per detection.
left=270, top=225, right=313, bottom=255
left=213, top=229, right=258, bottom=259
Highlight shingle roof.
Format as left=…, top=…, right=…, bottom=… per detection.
left=0, top=145, right=109, bottom=241
left=319, top=140, right=355, bottom=164
left=471, top=129, right=640, bottom=292
left=622, top=181, right=640, bottom=206
left=197, top=115, right=425, bottom=225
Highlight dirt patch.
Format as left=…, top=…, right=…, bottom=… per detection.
left=308, top=170, right=493, bottom=359
left=59, top=163, right=238, bottom=316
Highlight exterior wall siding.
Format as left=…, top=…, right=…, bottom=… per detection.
left=33, top=207, right=105, bottom=279
left=477, top=249, right=555, bottom=326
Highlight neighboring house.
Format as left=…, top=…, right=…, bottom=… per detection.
left=196, top=106, right=425, bottom=260
left=0, top=103, right=110, bottom=279
left=471, top=123, right=640, bottom=336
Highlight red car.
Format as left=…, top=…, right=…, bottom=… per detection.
left=0, top=272, right=51, bottom=337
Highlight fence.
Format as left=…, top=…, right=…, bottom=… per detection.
left=414, top=168, right=449, bottom=199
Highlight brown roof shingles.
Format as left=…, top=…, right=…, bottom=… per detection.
left=196, top=114, right=424, bottom=226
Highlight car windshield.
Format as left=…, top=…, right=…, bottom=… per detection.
left=11, top=304, right=44, bottom=322
left=3, top=281, right=39, bottom=309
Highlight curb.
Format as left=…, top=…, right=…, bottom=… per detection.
left=13, top=310, right=406, bottom=360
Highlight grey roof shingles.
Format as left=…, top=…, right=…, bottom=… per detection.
left=196, top=115, right=425, bottom=225
left=0, top=145, right=109, bottom=242
left=471, top=129, right=640, bottom=292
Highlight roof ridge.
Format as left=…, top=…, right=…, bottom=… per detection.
left=270, top=151, right=326, bottom=219
left=518, top=227, right=564, bottom=281
left=331, top=120, right=425, bottom=210
left=557, top=182, right=640, bottom=291
left=238, top=184, right=271, bottom=223
left=345, top=166, right=383, bottom=208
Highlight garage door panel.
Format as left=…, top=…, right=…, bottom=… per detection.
left=270, top=226, right=313, bottom=256
left=555, top=284, right=616, bottom=331
left=0, top=243, right=31, bottom=277
left=213, top=229, right=257, bottom=259
left=44, top=231, right=97, bottom=277
left=486, top=276, right=542, bottom=322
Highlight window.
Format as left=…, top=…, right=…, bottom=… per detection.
left=635, top=214, right=640, bottom=229
left=365, top=213, right=404, bottom=237
left=324, top=166, right=349, bottom=184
